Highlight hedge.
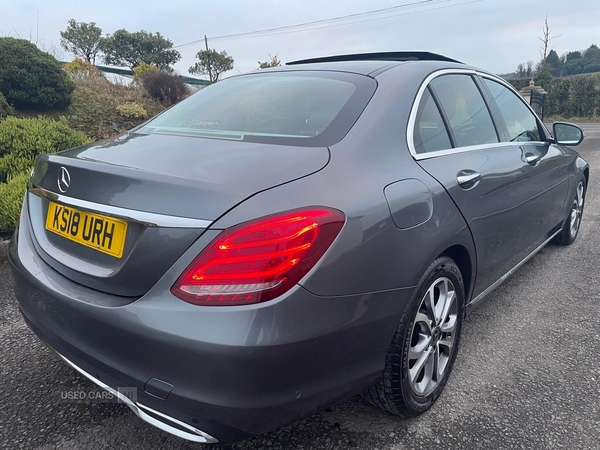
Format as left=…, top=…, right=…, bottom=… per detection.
left=506, top=73, right=600, bottom=118
left=0, top=116, right=91, bottom=161
left=0, top=116, right=92, bottom=232
left=544, top=73, right=600, bottom=117
left=0, top=172, right=29, bottom=233
left=505, top=77, right=531, bottom=92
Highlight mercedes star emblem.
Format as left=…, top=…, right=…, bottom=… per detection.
left=57, top=167, right=71, bottom=193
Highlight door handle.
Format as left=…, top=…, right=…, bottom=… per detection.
left=456, top=170, right=481, bottom=189
left=525, top=153, right=541, bottom=165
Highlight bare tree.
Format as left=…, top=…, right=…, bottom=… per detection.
left=7, top=22, right=23, bottom=38
left=538, top=15, right=562, bottom=68
left=38, top=42, right=65, bottom=60
left=526, top=61, right=534, bottom=77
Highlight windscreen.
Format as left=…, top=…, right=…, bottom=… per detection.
left=138, top=71, right=377, bottom=147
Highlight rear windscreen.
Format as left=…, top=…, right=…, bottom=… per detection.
left=138, top=71, right=377, bottom=147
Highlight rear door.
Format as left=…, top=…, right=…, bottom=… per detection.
left=410, top=72, right=564, bottom=299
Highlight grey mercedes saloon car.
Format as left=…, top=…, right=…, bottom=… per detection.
left=10, top=52, right=589, bottom=443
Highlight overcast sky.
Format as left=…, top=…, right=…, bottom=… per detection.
left=2, top=0, right=599, bottom=78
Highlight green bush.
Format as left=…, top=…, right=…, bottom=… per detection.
left=0, top=153, right=33, bottom=183
left=0, top=92, right=14, bottom=120
left=0, top=116, right=92, bottom=232
left=133, top=63, right=158, bottom=84
left=116, top=102, right=148, bottom=119
left=64, top=58, right=102, bottom=80
left=0, top=116, right=92, bottom=160
left=0, top=172, right=29, bottom=233
left=0, top=37, right=75, bottom=110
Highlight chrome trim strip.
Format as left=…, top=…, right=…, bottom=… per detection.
left=413, top=142, right=515, bottom=160
left=407, top=68, right=550, bottom=161
left=29, top=186, right=212, bottom=229
left=54, top=351, right=218, bottom=443
left=467, top=229, right=561, bottom=310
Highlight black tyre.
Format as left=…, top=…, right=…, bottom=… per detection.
left=554, top=178, right=586, bottom=246
left=363, top=255, right=464, bottom=416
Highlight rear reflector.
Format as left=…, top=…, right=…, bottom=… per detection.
left=171, top=207, right=345, bottom=305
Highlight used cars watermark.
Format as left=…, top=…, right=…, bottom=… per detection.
left=57, top=387, right=137, bottom=404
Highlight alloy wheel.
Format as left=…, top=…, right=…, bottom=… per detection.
left=570, top=181, right=585, bottom=238
left=408, top=277, right=458, bottom=397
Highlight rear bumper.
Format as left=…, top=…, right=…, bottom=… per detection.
left=9, top=215, right=414, bottom=442
left=51, top=343, right=218, bottom=443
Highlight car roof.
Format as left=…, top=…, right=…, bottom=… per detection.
left=271, top=51, right=464, bottom=76
left=259, top=60, right=480, bottom=79
left=287, top=51, right=461, bottom=65
left=245, top=51, right=482, bottom=77
left=263, top=60, right=403, bottom=76
left=244, top=51, right=495, bottom=81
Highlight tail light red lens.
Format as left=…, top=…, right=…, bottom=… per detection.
left=171, top=207, right=345, bottom=306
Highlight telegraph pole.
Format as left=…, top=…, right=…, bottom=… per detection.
left=204, top=35, right=209, bottom=51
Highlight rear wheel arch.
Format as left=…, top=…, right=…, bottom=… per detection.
left=440, top=245, right=473, bottom=305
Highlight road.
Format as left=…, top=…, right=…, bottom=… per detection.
left=1, top=124, right=599, bottom=450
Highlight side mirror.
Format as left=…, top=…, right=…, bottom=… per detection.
left=553, top=122, right=584, bottom=146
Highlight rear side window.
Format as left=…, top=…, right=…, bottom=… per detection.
left=139, top=72, right=376, bottom=147
left=430, top=75, right=498, bottom=148
left=413, top=88, right=452, bottom=154
left=483, top=78, right=542, bottom=142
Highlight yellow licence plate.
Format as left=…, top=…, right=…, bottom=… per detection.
left=45, top=202, right=128, bottom=258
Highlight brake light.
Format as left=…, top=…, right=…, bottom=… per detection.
left=171, top=207, right=345, bottom=306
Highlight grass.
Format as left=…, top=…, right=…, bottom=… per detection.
left=16, top=76, right=167, bottom=140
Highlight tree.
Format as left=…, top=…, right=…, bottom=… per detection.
left=584, top=44, right=600, bottom=58
left=526, top=61, right=535, bottom=77
left=515, top=63, right=527, bottom=78
left=534, top=65, right=553, bottom=91
left=258, top=54, right=281, bottom=69
left=545, top=49, right=561, bottom=76
left=563, top=51, right=583, bottom=75
left=566, top=51, right=582, bottom=62
left=538, top=15, right=561, bottom=70
left=583, top=44, right=600, bottom=71
left=59, top=19, right=103, bottom=64
left=0, top=37, right=75, bottom=110
left=188, top=49, right=234, bottom=83
left=100, top=29, right=181, bottom=70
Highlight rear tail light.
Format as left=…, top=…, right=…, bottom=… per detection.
left=171, top=207, right=345, bottom=306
